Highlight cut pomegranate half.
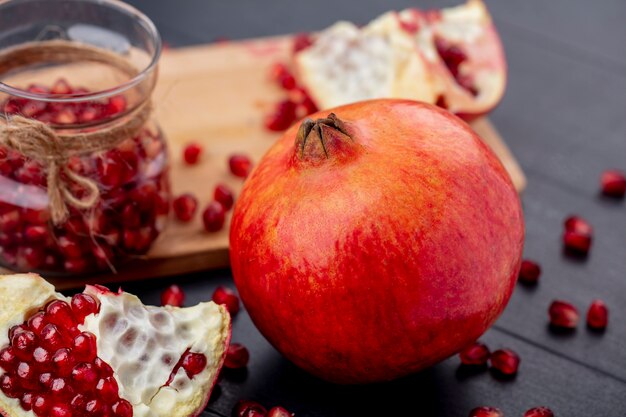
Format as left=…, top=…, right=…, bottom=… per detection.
left=0, top=274, right=231, bottom=417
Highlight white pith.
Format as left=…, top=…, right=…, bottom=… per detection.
left=0, top=274, right=230, bottom=417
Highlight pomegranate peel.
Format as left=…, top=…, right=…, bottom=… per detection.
left=0, top=274, right=231, bottom=417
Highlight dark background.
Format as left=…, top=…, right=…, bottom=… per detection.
left=118, top=1, right=626, bottom=416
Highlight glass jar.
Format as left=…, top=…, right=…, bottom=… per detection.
left=0, top=0, right=170, bottom=275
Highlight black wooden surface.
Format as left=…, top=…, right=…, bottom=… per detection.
left=115, top=1, right=626, bottom=415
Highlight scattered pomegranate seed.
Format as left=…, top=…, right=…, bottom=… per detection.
left=587, top=299, right=608, bottom=330
left=161, top=284, right=186, bottom=307
left=524, top=406, right=554, bottom=417
left=224, top=343, right=250, bottom=369
left=267, top=406, right=293, bottom=417
left=229, top=154, right=253, bottom=178
left=459, top=342, right=490, bottom=366
left=549, top=300, right=579, bottom=329
left=564, top=215, right=593, bottom=235
left=264, top=99, right=297, bottom=131
left=489, top=349, right=520, bottom=376
left=181, top=352, right=207, bottom=377
left=214, top=183, right=235, bottom=210
left=212, top=286, right=240, bottom=316
left=292, top=33, right=313, bottom=53
left=233, top=400, right=267, bottom=417
left=563, top=230, right=592, bottom=255
left=518, top=259, right=541, bottom=284
left=183, top=142, right=203, bottom=165
left=600, top=170, right=626, bottom=198
left=202, top=201, right=226, bottom=232
left=468, top=406, right=504, bottom=417
left=270, top=63, right=297, bottom=90
left=172, top=193, right=199, bottom=222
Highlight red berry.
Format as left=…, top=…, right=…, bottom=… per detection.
left=181, top=352, right=207, bottom=377
left=489, top=349, right=520, bottom=376
left=233, top=400, right=267, bottom=417
left=72, top=332, right=97, bottom=362
left=600, top=169, right=626, bottom=198
left=70, top=293, right=99, bottom=323
left=95, top=376, right=119, bottom=401
left=212, top=286, right=240, bottom=316
left=524, top=406, right=554, bottom=417
left=172, top=193, right=198, bottom=222
left=112, top=399, right=133, bottom=417
left=518, top=259, right=541, bottom=284
left=267, top=406, right=293, bottom=417
left=214, top=183, right=235, bottom=210
left=224, top=343, right=250, bottom=369
left=183, top=142, right=203, bottom=165
left=459, top=342, right=490, bottom=366
left=587, top=299, right=608, bottom=330
left=229, top=154, right=252, bottom=178
left=468, top=407, right=504, bottom=417
left=292, top=33, right=313, bottom=53
left=549, top=300, right=579, bottom=329
left=202, top=201, right=226, bottom=232
left=161, top=284, right=185, bottom=307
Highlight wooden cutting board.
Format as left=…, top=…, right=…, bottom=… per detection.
left=21, top=36, right=525, bottom=289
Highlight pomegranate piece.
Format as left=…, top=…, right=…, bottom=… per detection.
left=524, top=407, right=554, bottom=417
left=489, top=349, right=520, bottom=376
left=459, top=341, right=490, bottom=366
left=214, top=183, right=235, bottom=211
left=172, top=193, right=199, bottom=222
left=600, top=169, right=626, bottom=198
left=267, top=406, right=293, bottom=417
left=549, top=300, right=579, bottom=329
left=264, top=100, right=297, bottom=132
left=586, top=299, right=608, bottom=330
left=292, top=33, right=313, bottom=53
left=233, top=400, right=267, bottom=417
left=161, top=284, right=186, bottom=307
left=229, top=154, right=253, bottom=178
left=224, top=343, right=250, bottom=369
left=183, top=142, right=203, bottom=165
left=518, top=259, right=541, bottom=284
left=468, top=407, right=504, bottom=417
left=212, top=286, right=240, bottom=316
left=202, top=202, right=226, bottom=232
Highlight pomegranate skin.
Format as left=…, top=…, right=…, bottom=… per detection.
left=230, top=99, right=524, bottom=383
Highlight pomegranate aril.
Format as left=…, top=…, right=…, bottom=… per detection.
left=12, top=330, right=37, bottom=360
left=468, top=406, right=504, bottom=417
left=233, top=400, right=268, bottom=417
left=202, top=201, right=226, bottom=232
left=51, top=79, right=72, bottom=95
left=292, top=32, right=313, bottom=53
left=85, top=398, right=105, bottom=415
left=58, top=236, right=83, bottom=258
left=212, top=286, right=240, bottom=316
left=71, top=362, right=99, bottom=387
left=71, top=293, right=99, bottom=323
left=52, top=348, right=76, bottom=377
left=172, top=193, right=198, bottom=222
left=122, top=203, right=142, bottom=228
left=224, top=343, right=250, bottom=369
left=0, top=373, right=18, bottom=398
left=50, top=403, right=73, bottom=417
left=489, top=348, right=520, bottom=376
left=9, top=324, right=28, bottom=339
left=600, top=169, right=626, bottom=198
left=64, top=258, right=89, bottom=274
left=563, top=230, right=592, bottom=255
left=264, top=100, right=297, bottom=132
left=459, top=342, right=490, bottom=366
left=96, top=376, right=119, bottom=401
left=94, top=357, right=114, bottom=376
left=70, top=394, right=86, bottom=411
left=524, top=407, right=554, bottom=417
left=112, top=399, right=133, bottom=417
left=564, top=215, right=592, bottom=235
left=183, top=142, right=203, bottom=165
left=518, top=259, right=541, bottom=284
left=161, top=284, right=185, bottom=307
left=587, top=299, right=608, bottom=330
left=270, top=63, right=297, bottom=91
left=214, top=183, right=235, bottom=210
left=46, top=300, right=78, bottom=332
left=549, top=300, right=579, bottom=329
left=229, top=154, right=252, bottom=178
left=33, top=346, right=52, bottom=368
left=39, top=372, right=53, bottom=389
left=267, top=406, right=293, bottom=417
left=50, top=377, right=74, bottom=399
left=106, top=95, right=127, bottom=115
left=181, top=352, right=207, bottom=377
left=0, top=347, right=17, bottom=370
left=73, top=332, right=97, bottom=362
left=33, top=394, right=52, bottom=416
left=20, top=391, right=34, bottom=411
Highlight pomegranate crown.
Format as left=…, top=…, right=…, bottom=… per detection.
left=295, top=113, right=353, bottom=160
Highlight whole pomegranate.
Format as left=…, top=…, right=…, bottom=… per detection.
left=230, top=99, right=523, bottom=383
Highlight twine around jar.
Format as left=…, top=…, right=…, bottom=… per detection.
left=0, top=40, right=154, bottom=225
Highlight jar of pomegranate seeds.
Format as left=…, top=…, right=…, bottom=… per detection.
left=0, top=0, right=170, bottom=275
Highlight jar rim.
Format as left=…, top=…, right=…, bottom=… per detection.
left=0, top=0, right=162, bottom=103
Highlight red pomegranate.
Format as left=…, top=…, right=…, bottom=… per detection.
left=230, top=99, right=524, bottom=383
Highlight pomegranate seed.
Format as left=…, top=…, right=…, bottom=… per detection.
left=16, top=361, right=37, bottom=385
left=212, top=184, right=234, bottom=211
left=224, top=343, right=250, bottom=369
left=24, top=225, right=48, bottom=242
left=33, top=394, right=52, bottom=416
left=12, top=330, right=37, bottom=360
left=121, top=203, right=142, bottom=228
left=269, top=63, right=297, bottom=90
left=600, top=170, right=626, bottom=198
left=50, top=377, right=74, bottom=399
left=71, top=362, right=98, bottom=387
left=53, top=109, right=78, bottom=125
left=267, top=406, right=293, bottom=417
left=468, top=406, right=504, bottom=417
left=0, top=373, right=18, bottom=398
left=39, top=372, right=53, bottom=389
left=94, top=357, right=114, bottom=376
left=112, top=399, right=133, bottom=417
left=181, top=352, right=207, bottom=377
left=161, top=284, right=185, bottom=307
left=202, top=201, right=226, bottom=232
left=299, top=94, right=318, bottom=116
left=518, top=259, right=541, bottom=284
left=524, top=407, right=554, bottom=417
left=46, top=300, right=77, bottom=331
left=57, top=236, right=83, bottom=258
left=212, top=286, right=240, bottom=316
left=52, top=348, right=75, bottom=377
left=549, top=300, right=579, bottom=329
left=20, top=392, right=34, bottom=411
left=264, top=100, right=297, bottom=131
left=172, top=193, right=198, bottom=222
left=587, top=299, right=608, bottom=330
left=0, top=347, right=16, bottom=369
left=459, top=342, right=490, bottom=366
left=22, top=100, right=47, bottom=117
left=33, top=346, right=52, bottom=368
left=564, top=215, right=592, bottom=235
left=51, top=79, right=72, bottom=95
left=95, top=376, right=119, bottom=401
left=70, top=293, right=99, bottom=323
left=73, top=332, right=97, bottom=362
left=292, top=33, right=313, bottom=53
left=9, top=324, right=28, bottom=339
left=563, top=230, right=592, bottom=255
left=106, top=95, right=127, bottom=115
left=233, top=400, right=268, bottom=417
left=70, top=394, right=86, bottom=411
left=229, top=154, right=252, bottom=178
left=85, top=399, right=105, bottom=415
left=183, top=142, right=203, bottom=165
left=489, top=349, right=520, bottom=376
left=50, top=404, right=72, bottom=417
